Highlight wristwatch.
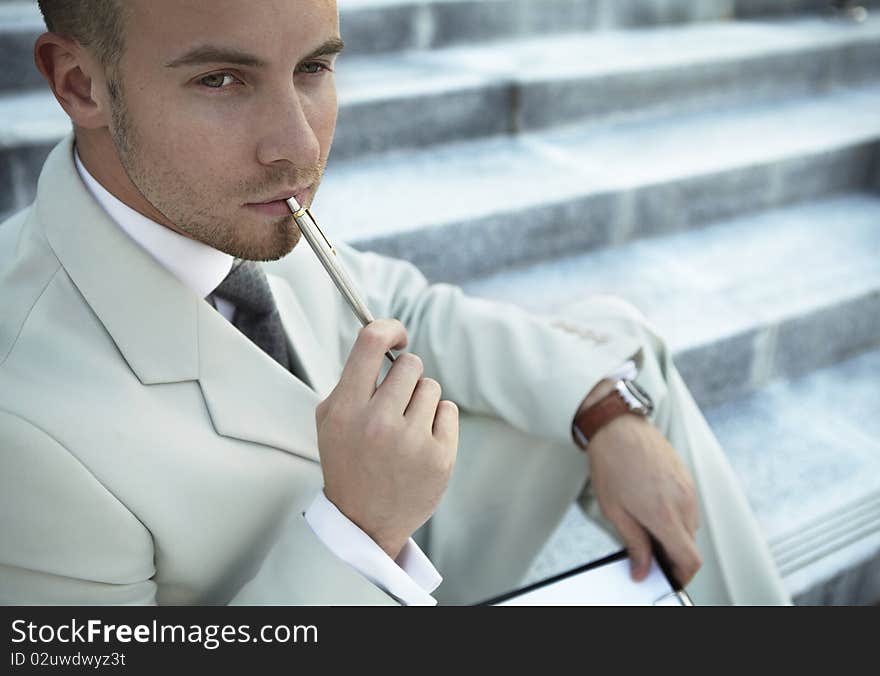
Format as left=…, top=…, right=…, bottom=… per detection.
left=572, top=379, right=654, bottom=451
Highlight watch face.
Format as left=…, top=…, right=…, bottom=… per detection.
left=621, top=380, right=654, bottom=416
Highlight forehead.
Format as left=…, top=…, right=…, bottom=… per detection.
left=126, top=0, right=340, bottom=62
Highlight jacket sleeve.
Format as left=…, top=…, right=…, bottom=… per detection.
left=227, top=509, right=400, bottom=606
left=0, top=410, right=399, bottom=606
left=333, top=242, right=641, bottom=446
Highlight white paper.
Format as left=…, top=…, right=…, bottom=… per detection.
left=495, top=557, right=681, bottom=606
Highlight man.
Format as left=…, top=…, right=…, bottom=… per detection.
left=0, top=0, right=789, bottom=605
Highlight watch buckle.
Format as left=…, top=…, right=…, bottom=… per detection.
left=616, top=379, right=654, bottom=416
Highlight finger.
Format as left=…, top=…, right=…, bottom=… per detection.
left=432, top=400, right=459, bottom=446
left=374, top=353, right=424, bottom=416
left=653, top=521, right=702, bottom=587
left=683, top=480, right=700, bottom=536
left=404, top=377, right=442, bottom=430
left=610, top=509, right=653, bottom=581
left=685, top=494, right=700, bottom=537
left=338, top=320, right=408, bottom=402
left=654, top=489, right=700, bottom=541
left=668, top=464, right=701, bottom=538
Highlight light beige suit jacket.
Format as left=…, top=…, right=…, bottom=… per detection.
left=0, top=136, right=639, bottom=605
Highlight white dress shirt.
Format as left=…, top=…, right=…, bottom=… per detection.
left=74, top=151, right=441, bottom=605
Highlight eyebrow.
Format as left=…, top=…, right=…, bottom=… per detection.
left=164, top=37, right=345, bottom=69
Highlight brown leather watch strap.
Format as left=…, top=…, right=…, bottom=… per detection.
left=573, top=388, right=632, bottom=451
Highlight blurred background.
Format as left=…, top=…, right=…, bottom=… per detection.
left=2, top=0, right=878, bottom=603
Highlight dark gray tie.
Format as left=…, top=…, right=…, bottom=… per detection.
left=212, top=259, right=307, bottom=383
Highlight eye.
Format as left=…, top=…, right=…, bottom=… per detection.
left=298, top=61, right=331, bottom=75
left=198, top=73, right=240, bottom=89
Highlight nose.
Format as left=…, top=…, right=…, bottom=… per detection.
left=255, top=85, right=321, bottom=169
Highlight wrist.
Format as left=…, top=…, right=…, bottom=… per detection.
left=322, top=488, right=408, bottom=560
left=589, top=408, right=650, bottom=447
left=372, top=533, right=408, bottom=561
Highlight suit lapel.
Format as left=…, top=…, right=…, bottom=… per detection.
left=39, top=134, right=322, bottom=464
left=197, top=301, right=321, bottom=463
left=267, top=273, right=338, bottom=399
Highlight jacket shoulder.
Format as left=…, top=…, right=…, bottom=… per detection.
left=0, top=205, right=34, bottom=266
left=0, top=204, right=65, bottom=367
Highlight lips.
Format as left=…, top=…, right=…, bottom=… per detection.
left=245, top=187, right=311, bottom=217
left=248, top=186, right=311, bottom=207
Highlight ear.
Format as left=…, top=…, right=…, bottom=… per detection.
left=34, top=32, right=111, bottom=130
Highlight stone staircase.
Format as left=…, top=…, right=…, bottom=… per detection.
left=1, top=0, right=878, bottom=603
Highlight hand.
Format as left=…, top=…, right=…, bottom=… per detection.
left=584, top=405, right=701, bottom=586
left=316, top=319, right=459, bottom=560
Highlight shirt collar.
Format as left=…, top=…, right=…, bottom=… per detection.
left=74, top=150, right=234, bottom=299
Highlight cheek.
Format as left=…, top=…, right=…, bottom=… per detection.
left=132, top=94, right=251, bottom=175
left=304, top=85, right=338, bottom=150
left=129, top=80, right=239, bottom=142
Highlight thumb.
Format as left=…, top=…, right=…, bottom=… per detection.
left=612, top=509, right=653, bottom=581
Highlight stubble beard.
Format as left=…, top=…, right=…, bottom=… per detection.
left=107, top=78, right=326, bottom=261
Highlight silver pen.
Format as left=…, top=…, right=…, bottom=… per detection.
left=286, top=197, right=396, bottom=364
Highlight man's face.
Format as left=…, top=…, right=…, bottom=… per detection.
left=107, top=0, right=340, bottom=261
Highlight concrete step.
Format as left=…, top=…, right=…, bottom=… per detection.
left=8, top=14, right=879, bottom=161
left=0, top=89, right=70, bottom=215
left=4, top=82, right=878, bottom=264
left=710, top=347, right=880, bottom=604
left=321, top=85, right=880, bottom=282
left=0, top=0, right=738, bottom=80
left=333, top=14, right=880, bottom=158
left=340, top=0, right=737, bottom=56
left=0, top=2, right=45, bottom=92
left=341, top=0, right=880, bottom=55
left=522, top=347, right=880, bottom=605
left=739, top=0, right=880, bottom=18
left=3, top=0, right=877, bottom=78
left=460, top=191, right=880, bottom=407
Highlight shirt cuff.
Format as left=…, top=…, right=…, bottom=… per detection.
left=605, top=359, right=638, bottom=382
left=304, top=490, right=442, bottom=606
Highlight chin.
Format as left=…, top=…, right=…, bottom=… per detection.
left=184, top=212, right=301, bottom=261
left=246, top=216, right=302, bottom=261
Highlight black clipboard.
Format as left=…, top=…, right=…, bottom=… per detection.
left=476, top=548, right=693, bottom=606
